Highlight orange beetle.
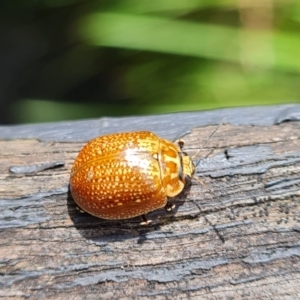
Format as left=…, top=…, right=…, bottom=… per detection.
left=70, top=131, right=195, bottom=222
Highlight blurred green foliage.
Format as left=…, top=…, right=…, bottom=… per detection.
left=2, top=0, right=300, bottom=123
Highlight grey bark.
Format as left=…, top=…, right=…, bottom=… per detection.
left=1, top=104, right=300, bottom=299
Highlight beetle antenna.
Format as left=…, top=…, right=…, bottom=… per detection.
left=193, top=117, right=226, bottom=167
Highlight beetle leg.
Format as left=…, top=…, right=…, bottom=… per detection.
left=76, top=206, right=86, bottom=214
left=193, top=176, right=204, bottom=185
left=164, top=201, right=175, bottom=212
left=175, top=139, right=185, bottom=149
left=140, top=215, right=152, bottom=226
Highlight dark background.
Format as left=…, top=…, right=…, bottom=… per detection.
left=1, top=0, right=299, bottom=124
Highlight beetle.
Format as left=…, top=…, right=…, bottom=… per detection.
left=70, top=131, right=196, bottom=223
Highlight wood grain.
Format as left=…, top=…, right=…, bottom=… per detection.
left=1, top=106, right=300, bottom=299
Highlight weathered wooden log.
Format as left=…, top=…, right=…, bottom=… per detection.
left=1, top=105, right=300, bottom=299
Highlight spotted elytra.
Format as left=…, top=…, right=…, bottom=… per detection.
left=70, top=127, right=220, bottom=224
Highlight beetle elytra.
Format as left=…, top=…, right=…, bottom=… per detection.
left=70, top=131, right=196, bottom=223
